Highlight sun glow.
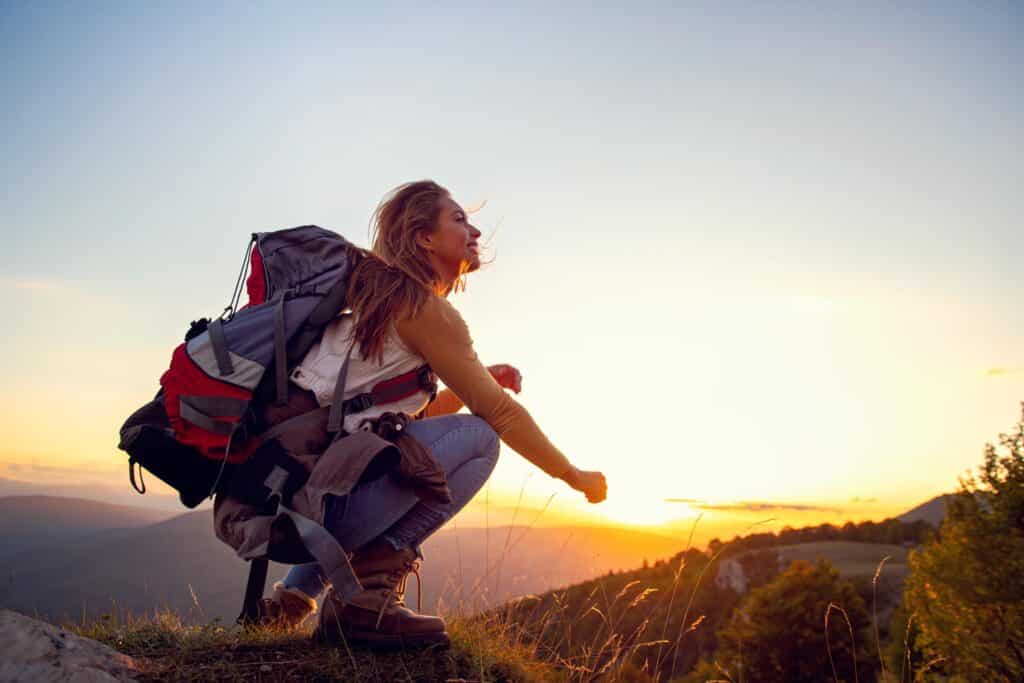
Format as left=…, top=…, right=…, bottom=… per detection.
left=596, top=496, right=698, bottom=528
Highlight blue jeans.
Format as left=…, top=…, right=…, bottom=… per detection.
left=280, top=414, right=500, bottom=599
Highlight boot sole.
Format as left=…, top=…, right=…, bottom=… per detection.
left=315, top=626, right=451, bottom=651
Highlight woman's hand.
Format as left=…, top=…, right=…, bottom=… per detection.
left=488, top=364, right=522, bottom=393
left=561, top=466, right=607, bottom=504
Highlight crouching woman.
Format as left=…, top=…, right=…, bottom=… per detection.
left=250, top=180, right=607, bottom=648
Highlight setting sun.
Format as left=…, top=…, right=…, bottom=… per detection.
left=596, top=496, right=698, bottom=528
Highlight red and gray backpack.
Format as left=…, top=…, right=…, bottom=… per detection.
left=120, top=225, right=434, bottom=507
left=118, top=225, right=435, bottom=621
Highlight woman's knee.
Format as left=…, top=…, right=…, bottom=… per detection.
left=408, top=414, right=499, bottom=462
left=462, top=415, right=500, bottom=466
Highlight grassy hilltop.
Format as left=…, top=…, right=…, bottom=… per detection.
left=71, top=530, right=920, bottom=682
left=76, top=609, right=561, bottom=682
left=61, top=481, right=1022, bottom=682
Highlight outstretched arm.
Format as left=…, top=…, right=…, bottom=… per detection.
left=397, top=296, right=607, bottom=503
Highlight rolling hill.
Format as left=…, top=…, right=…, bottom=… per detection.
left=897, top=493, right=951, bottom=527
left=0, top=478, right=184, bottom=512
left=0, top=496, right=686, bottom=624
left=0, top=496, right=174, bottom=560
left=1, top=493, right=956, bottom=681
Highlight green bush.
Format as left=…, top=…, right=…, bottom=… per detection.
left=691, top=559, right=870, bottom=683
left=903, top=404, right=1024, bottom=682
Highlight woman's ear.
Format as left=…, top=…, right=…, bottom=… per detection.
left=415, top=230, right=434, bottom=252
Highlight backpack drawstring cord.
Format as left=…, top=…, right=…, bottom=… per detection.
left=223, top=236, right=254, bottom=321
left=207, top=425, right=236, bottom=500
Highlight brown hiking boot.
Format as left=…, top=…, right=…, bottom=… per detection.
left=256, top=582, right=317, bottom=630
left=315, top=541, right=449, bottom=649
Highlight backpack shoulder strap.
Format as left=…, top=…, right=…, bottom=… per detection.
left=207, top=318, right=235, bottom=376
left=238, top=558, right=269, bottom=626
left=273, top=295, right=288, bottom=405
left=326, top=342, right=355, bottom=435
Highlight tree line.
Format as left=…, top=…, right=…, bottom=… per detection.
left=705, top=515, right=936, bottom=559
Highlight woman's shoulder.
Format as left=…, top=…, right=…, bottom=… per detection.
left=411, top=294, right=465, bottom=326
left=396, top=294, right=473, bottom=352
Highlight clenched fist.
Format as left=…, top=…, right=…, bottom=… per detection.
left=487, top=364, right=522, bottom=393
left=561, top=466, right=608, bottom=504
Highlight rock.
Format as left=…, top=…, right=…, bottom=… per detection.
left=714, top=557, right=748, bottom=593
left=0, top=610, right=137, bottom=682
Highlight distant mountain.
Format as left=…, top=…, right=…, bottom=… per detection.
left=0, top=496, right=175, bottom=560
left=897, top=494, right=952, bottom=527
left=0, top=478, right=184, bottom=512
left=0, top=497, right=685, bottom=624
left=418, top=524, right=686, bottom=615
left=0, top=509, right=280, bottom=624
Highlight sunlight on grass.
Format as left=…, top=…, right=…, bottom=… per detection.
left=61, top=508, right=941, bottom=682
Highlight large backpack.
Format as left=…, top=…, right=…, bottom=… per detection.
left=118, top=225, right=434, bottom=622
left=119, top=226, right=358, bottom=506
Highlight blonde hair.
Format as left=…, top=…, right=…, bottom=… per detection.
left=347, top=180, right=450, bottom=362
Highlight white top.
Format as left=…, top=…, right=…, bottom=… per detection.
left=289, top=315, right=432, bottom=433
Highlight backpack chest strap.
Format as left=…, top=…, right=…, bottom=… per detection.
left=334, top=365, right=438, bottom=423
left=259, top=365, right=438, bottom=445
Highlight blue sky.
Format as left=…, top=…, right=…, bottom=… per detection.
left=2, top=1, right=1021, bottom=527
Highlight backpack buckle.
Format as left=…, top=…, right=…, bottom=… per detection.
left=344, top=393, right=374, bottom=415
left=417, top=366, right=438, bottom=399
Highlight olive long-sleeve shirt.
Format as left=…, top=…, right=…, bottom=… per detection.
left=395, top=295, right=572, bottom=479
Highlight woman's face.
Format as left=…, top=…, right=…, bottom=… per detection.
left=424, top=194, right=482, bottom=281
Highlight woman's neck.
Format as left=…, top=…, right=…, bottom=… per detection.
left=426, top=256, right=459, bottom=295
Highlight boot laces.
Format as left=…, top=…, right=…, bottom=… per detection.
left=374, top=558, right=422, bottom=630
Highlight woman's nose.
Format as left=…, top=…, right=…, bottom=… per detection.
left=469, top=224, right=481, bottom=238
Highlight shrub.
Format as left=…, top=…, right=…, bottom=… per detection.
left=697, top=559, right=870, bottom=683
left=903, top=403, right=1024, bottom=682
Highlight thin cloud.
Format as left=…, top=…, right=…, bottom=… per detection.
left=850, top=496, right=878, bottom=504
left=984, top=367, right=1020, bottom=377
left=666, top=498, right=838, bottom=514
